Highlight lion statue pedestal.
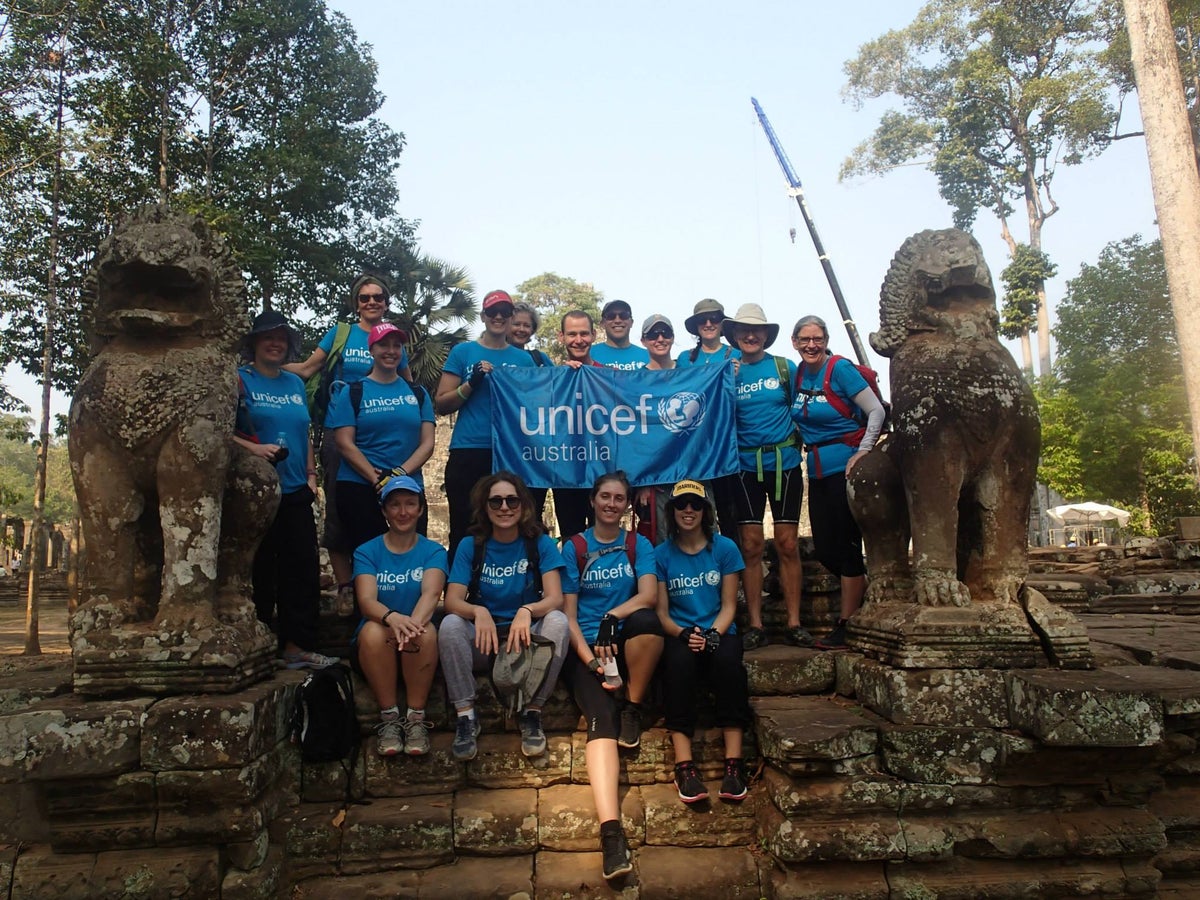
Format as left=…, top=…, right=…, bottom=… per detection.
left=68, top=205, right=279, bottom=696
left=845, top=228, right=1089, bottom=670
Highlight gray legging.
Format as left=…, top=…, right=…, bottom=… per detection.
left=439, top=609, right=570, bottom=712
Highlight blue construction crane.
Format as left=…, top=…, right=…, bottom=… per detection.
left=751, top=97, right=870, bottom=366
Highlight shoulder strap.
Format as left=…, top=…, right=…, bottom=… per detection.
left=235, top=373, right=258, bottom=442
left=822, top=355, right=855, bottom=420
left=528, top=348, right=550, bottom=367
left=624, top=528, right=637, bottom=566
left=327, top=321, right=353, bottom=381
left=349, top=380, right=363, bottom=417
left=774, top=355, right=793, bottom=406
left=525, top=534, right=543, bottom=597
left=569, top=534, right=587, bottom=580
left=467, top=536, right=487, bottom=603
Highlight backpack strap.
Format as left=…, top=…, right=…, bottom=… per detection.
left=571, top=530, right=641, bottom=600
left=235, top=372, right=258, bottom=442
left=774, top=354, right=793, bottom=407
left=528, top=348, right=550, bottom=367
left=467, top=536, right=487, bottom=603
left=525, top=534, right=544, bottom=598
left=328, top=321, right=352, bottom=381
left=822, top=355, right=855, bottom=420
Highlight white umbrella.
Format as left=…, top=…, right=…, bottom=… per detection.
left=1047, top=501, right=1132, bottom=527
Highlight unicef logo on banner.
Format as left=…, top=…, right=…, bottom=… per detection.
left=658, top=392, right=706, bottom=434
left=705, top=570, right=721, bottom=586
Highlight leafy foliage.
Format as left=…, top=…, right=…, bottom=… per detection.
left=513, top=273, right=605, bottom=363
left=1000, top=244, right=1057, bottom=339
left=1048, top=236, right=1198, bottom=533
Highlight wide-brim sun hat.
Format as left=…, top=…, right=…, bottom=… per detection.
left=684, top=298, right=726, bottom=336
left=242, top=309, right=301, bottom=362
left=379, top=474, right=423, bottom=503
left=722, top=303, right=779, bottom=349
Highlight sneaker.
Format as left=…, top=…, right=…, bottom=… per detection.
left=334, top=583, right=356, bottom=617
left=283, top=649, right=340, bottom=670
left=674, top=761, right=709, bottom=804
left=519, top=708, right=547, bottom=757
left=719, top=758, right=748, bottom=801
left=403, top=717, right=431, bottom=756
left=452, top=714, right=481, bottom=761
left=785, top=624, right=815, bottom=648
left=741, top=626, right=767, bottom=651
left=815, top=620, right=849, bottom=651
left=375, top=718, right=404, bottom=757
left=618, top=703, right=643, bottom=750
left=600, top=827, right=633, bottom=880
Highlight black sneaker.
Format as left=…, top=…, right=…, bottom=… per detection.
left=519, top=708, right=547, bottom=757
left=674, top=761, right=709, bottom=804
left=741, top=626, right=767, bottom=651
left=815, top=620, right=849, bottom=651
left=785, top=624, right=815, bottom=647
left=719, top=758, right=748, bottom=801
left=452, top=714, right=481, bottom=761
left=600, top=826, right=633, bottom=880
left=618, top=703, right=643, bottom=749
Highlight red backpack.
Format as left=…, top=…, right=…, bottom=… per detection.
left=568, top=530, right=639, bottom=593
left=795, top=355, right=889, bottom=477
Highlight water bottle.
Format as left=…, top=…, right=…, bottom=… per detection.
left=602, top=657, right=622, bottom=689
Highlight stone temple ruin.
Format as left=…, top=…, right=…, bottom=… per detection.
left=2, top=217, right=1200, bottom=896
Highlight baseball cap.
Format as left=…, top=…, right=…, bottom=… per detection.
left=482, top=290, right=515, bottom=312
left=670, top=480, right=707, bottom=503
left=641, top=314, right=674, bottom=338
left=378, top=474, right=423, bottom=502
left=601, top=299, right=632, bottom=318
left=368, top=322, right=408, bottom=347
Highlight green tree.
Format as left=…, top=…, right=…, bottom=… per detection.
left=1031, top=376, right=1085, bottom=499
left=842, top=0, right=1123, bottom=375
left=513, top=273, right=605, bottom=363
left=1052, top=235, right=1198, bottom=532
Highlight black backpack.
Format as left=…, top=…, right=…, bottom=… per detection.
left=291, top=664, right=362, bottom=801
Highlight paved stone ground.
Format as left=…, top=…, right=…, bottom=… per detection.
left=0, top=593, right=69, bottom=656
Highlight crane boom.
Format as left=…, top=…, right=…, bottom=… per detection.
left=751, top=97, right=870, bottom=366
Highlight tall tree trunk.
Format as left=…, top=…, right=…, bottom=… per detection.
left=1019, top=333, right=1034, bottom=372
left=998, top=217, right=1035, bottom=375
left=1124, top=0, right=1200, bottom=489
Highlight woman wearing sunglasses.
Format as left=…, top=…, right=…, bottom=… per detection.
left=676, top=298, right=740, bottom=367
left=439, top=472, right=569, bottom=762
left=435, top=290, right=537, bottom=552
left=287, top=274, right=412, bottom=614
left=655, top=480, right=751, bottom=806
left=351, top=476, right=445, bottom=758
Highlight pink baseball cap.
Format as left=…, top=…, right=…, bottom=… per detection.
left=368, top=322, right=408, bottom=347
left=482, top=289, right=514, bottom=311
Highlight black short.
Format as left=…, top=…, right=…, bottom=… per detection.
left=731, top=465, right=803, bottom=526
left=808, top=473, right=865, bottom=578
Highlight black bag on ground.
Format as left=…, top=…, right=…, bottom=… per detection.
left=290, top=664, right=364, bottom=803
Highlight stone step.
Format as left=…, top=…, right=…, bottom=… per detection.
left=1109, top=572, right=1200, bottom=596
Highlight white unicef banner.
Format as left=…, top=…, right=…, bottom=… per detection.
left=489, top=364, right=738, bottom=489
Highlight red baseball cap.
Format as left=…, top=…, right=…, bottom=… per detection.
left=482, top=289, right=514, bottom=311
left=368, top=322, right=408, bottom=347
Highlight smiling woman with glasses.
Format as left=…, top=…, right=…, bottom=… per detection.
left=438, top=471, right=570, bottom=763
left=654, top=479, right=752, bottom=807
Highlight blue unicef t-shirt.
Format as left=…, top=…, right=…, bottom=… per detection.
left=734, top=354, right=801, bottom=472
left=351, top=534, right=447, bottom=642
left=591, top=343, right=649, bottom=370
left=318, top=322, right=408, bottom=383
left=238, top=365, right=310, bottom=493
left=443, top=342, right=536, bottom=449
left=792, top=357, right=870, bottom=479
left=324, top=378, right=434, bottom=486
left=448, top=533, right=566, bottom=626
left=562, top=529, right=657, bottom=644
left=654, top=536, right=744, bottom=633
left=675, top=344, right=740, bottom=367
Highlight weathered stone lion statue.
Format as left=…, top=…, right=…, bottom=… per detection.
left=848, top=228, right=1039, bottom=607
left=68, top=205, right=279, bottom=694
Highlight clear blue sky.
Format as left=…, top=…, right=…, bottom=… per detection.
left=6, top=0, right=1161, bottom=420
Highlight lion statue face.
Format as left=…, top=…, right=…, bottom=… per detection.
left=83, top=205, right=247, bottom=352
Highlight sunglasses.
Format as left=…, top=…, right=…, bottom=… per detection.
left=645, top=330, right=673, bottom=341
left=358, top=292, right=387, bottom=303
left=673, top=498, right=704, bottom=512
left=484, top=306, right=514, bottom=319
left=487, top=495, right=522, bottom=510
left=698, top=315, right=723, bottom=326
left=603, top=311, right=631, bottom=321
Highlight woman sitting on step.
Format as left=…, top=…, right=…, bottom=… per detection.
left=351, top=475, right=445, bottom=758
left=561, top=471, right=664, bottom=881
left=655, top=479, right=752, bottom=805
left=439, top=471, right=570, bottom=762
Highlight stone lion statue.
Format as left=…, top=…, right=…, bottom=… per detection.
left=847, top=228, right=1040, bottom=608
left=68, top=205, right=279, bottom=692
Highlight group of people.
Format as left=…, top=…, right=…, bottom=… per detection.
left=232, top=276, right=885, bottom=883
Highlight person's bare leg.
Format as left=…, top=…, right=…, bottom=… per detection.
left=586, top=738, right=621, bottom=822
left=623, top=634, right=662, bottom=705
left=774, top=523, right=801, bottom=628
left=739, top=524, right=765, bottom=629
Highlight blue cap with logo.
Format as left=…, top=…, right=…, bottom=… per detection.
left=378, top=474, right=423, bottom=503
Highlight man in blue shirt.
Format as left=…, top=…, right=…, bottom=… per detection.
left=591, top=300, right=649, bottom=371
